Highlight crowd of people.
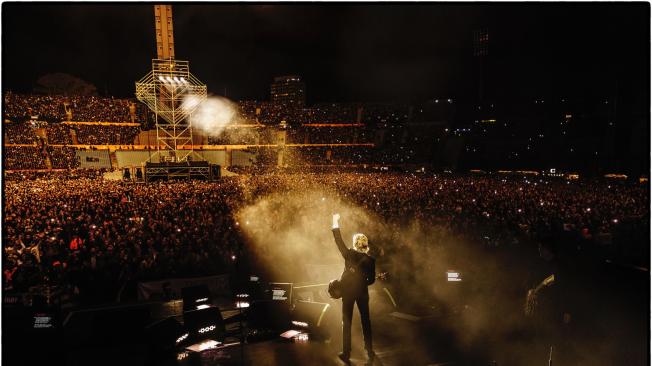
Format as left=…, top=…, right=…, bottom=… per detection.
left=45, top=124, right=73, bottom=145
left=4, top=146, right=48, bottom=170
left=4, top=92, right=67, bottom=122
left=69, top=96, right=138, bottom=122
left=73, top=124, right=141, bottom=145
left=3, top=92, right=146, bottom=123
left=47, top=147, right=79, bottom=169
left=3, top=177, right=245, bottom=303
left=3, top=171, right=648, bottom=307
left=236, top=100, right=400, bottom=127
left=3, top=121, right=37, bottom=144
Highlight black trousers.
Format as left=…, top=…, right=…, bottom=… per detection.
left=342, top=294, right=373, bottom=357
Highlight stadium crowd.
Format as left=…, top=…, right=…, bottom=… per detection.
left=4, top=146, right=48, bottom=170
left=3, top=122, right=37, bottom=145
left=45, top=124, right=73, bottom=145
left=73, top=124, right=141, bottom=145
left=47, top=147, right=79, bottom=169
left=3, top=92, right=145, bottom=123
left=4, top=92, right=67, bottom=122
left=3, top=171, right=647, bottom=306
left=69, top=96, right=129, bottom=122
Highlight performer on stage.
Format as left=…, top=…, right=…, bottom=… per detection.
left=332, top=213, right=376, bottom=365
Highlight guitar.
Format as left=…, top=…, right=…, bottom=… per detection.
left=376, top=271, right=390, bottom=281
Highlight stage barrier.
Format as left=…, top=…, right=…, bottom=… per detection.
left=137, top=274, right=231, bottom=301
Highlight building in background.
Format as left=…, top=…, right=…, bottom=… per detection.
left=270, top=75, right=306, bottom=107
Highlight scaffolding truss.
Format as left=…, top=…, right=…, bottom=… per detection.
left=135, top=59, right=207, bottom=162
left=144, top=162, right=212, bottom=182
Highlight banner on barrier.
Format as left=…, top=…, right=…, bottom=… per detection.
left=137, top=274, right=231, bottom=301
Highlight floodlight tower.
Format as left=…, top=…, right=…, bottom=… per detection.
left=135, top=5, right=207, bottom=163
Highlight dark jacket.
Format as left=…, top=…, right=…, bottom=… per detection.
left=332, top=228, right=375, bottom=297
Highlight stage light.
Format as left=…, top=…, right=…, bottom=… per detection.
left=180, top=77, right=186, bottom=82
left=146, top=316, right=190, bottom=351
left=198, top=325, right=216, bottom=333
left=447, top=271, right=462, bottom=282
left=176, top=333, right=189, bottom=344
left=174, top=77, right=179, bottom=82
left=195, top=298, right=209, bottom=303
left=186, top=339, right=221, bottom=352
left=158, top=76, right=164, bottom=81
left=196, top=304, right=210, bottom=310
left=295, top=332, right=309, bottom=343
left=280, top=330, right=301, bottom=339
left=291, top=320, right=309, bottom=328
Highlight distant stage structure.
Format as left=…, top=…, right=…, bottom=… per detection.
left=136, top=59, right=207, bottom=163
left=135, top=5, right=207, bottom=163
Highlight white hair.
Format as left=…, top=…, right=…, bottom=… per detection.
left=352, top=233, right=369, bottom=253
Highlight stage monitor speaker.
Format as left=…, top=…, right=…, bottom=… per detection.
left=146, top=316, right=189, bottom=351
left=246, top=300, right=291, bottom=331
left=182, top=285, right=211, bottom=311
left=291, top=300, right=334, bottom=339
left=183, top=306, right=225, bottom=342
left=293, top=284, right=332, bottom=304
left=266, top=282, right=293, bottom=305
left=64, top=304, right=151, bottom=347
left=4, top=307, right=64, bottom=364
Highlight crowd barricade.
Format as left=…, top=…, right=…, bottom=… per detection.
left=137, top=274, right=231, bottom=301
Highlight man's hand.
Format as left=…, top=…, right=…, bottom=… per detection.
left=332, top=213, right=340, bottom=229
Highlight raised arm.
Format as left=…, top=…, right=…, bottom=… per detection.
left=332, top=213, right=348, bottom=258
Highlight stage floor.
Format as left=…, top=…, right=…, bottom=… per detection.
left=7, top=260, right=648, bottom=366
left=60, top=307, right=461, bottom=366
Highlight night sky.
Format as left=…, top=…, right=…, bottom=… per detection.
left=2, top=3, right=649, bottom=104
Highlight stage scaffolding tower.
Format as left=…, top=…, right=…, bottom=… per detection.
left=135, top=5, right=207, bottom=163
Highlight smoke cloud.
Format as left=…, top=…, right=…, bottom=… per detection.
left=232, top=174, right=586, bottom=364
left=236, top=188, right=382, bottom=283
left=183, top=95, right=239, bottom=137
